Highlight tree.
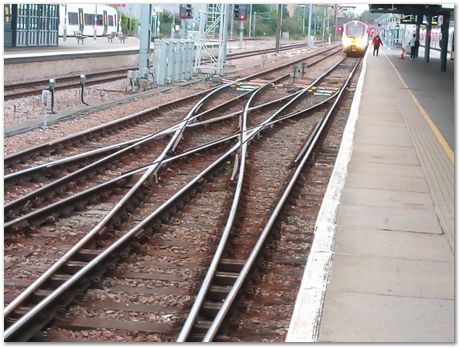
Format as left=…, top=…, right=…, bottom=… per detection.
left=358, top=10, right=381, bottom=24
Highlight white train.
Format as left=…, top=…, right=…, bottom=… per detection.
left=342, top=20, right=369, bottom=57
left=58, top=4, right=119, bottom=37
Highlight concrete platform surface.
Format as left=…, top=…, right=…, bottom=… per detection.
left=287, top=45, right=454, bottom=342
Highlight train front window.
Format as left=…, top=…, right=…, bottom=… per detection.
left=347, top=25, right=365, bottom=38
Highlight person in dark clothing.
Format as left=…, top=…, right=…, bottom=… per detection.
left=372, top=34, right=383, bottom=56
left=414, top=35, right=420, bottom=57
left=409, top=34, right=416, bottom=59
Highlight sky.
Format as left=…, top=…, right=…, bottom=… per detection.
left=342, top=3, right=370, bottom=15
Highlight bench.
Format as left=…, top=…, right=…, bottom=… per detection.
left=74, top=31, right=87, bottom=44
left=107, top=31, right=116, bottom=42
left=117, top=32, right=126, bottom=43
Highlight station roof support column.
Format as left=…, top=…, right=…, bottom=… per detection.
left=440, top=11, right=450, bottom=72
left=425, top=15, right=432, bottom=63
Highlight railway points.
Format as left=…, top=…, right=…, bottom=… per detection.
left=3, top=3, right=455, bottom=344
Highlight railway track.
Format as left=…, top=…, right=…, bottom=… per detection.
left=4, top=48, right=360, bottom=342
left=4, top=42, right=313, bottom=100
left=4, top=46, right=341, bottom=224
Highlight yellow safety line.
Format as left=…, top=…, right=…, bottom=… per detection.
left=384, top=54, right=454, bottom=163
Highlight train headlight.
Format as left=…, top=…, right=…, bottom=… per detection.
left=356, top=37, right=368, bottom=48
left=342, top=36, right=352, bottom=47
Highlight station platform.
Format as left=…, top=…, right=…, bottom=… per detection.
left=3, top=36, right=284, bottom=61
left=287, top=46, right=454, bottom=342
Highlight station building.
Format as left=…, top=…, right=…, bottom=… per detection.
left=4, top=4, right=59, bottom=47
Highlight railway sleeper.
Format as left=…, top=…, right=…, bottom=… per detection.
left=218, top=258, right=245, bottom=273
left=63, top=260, right=88, bottom=274
left=214, top=271, right=239, bottom=286
left=75, top=248, right=100, bottom=261
left=208, top=285, right=232, bottom=301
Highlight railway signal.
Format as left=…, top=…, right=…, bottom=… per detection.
left=234, top=4, right=248, bottom=21
left=186, top=4, right=193, bottom=19
left=179, top=4, right=193, bottom=19
left=234, top=5, right=240, bottom=19
left=239, top=5, right=248, bottom=21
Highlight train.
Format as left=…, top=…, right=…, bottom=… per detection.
left=341, top=20, right=369, bottom=57
left=58, top=4, right=119, bottom=37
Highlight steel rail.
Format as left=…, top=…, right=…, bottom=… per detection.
left=5, top=77, right=244, bottom=214
left=5, top=51, right=345, bottom=228
left=4, top=51, right=344, bottom=340
left=4, top=130, right=239, bottom=342
left=202, top=58, right=361, bottom=342
left=4, top=83, right=341, bottom=233
left=5, top=44, right=340, bottom=171
left=4, top=85, right=339, bottom=233
left=177, top=56, right=349, bottom=342
left=4, top=57, right=346, bottom=341
left=5, top=50, right=344, bottom=228
left=4, top=77, right=288, bottom=340
left=3, top=81, right=229, bottom=323
left=176, top=75, right=260, bottom=343
left=4, top=42, right=309, bottom=99
left=5, top=47, right=341, bottom=183
left=4, top=89, right=254, bottom=182
left=4, top=132, right=240, bottom=231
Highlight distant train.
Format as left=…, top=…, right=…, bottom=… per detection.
left=341, top=20, right=369, bottom=57
left=58, top=4, right=119, bottom=37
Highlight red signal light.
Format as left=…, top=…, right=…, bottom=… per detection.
left=240, top=15, right=245, bottom=21
left=337, top=26, right=343, bottom=33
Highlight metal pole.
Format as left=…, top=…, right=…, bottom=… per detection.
left=307, top=4, right=313, bottom=47
left=181, top=18, right=184, bottom=38
left=93, top=4, right=97, bottom=41
left=63, top=4, right=67, bottom=41
left=239, top=20, right=244, bottom=49
left=425, top=15, right=432, bottom=63
left=230, top=4, right=234, bottom=42
left=218, top=4, right=228, bottom=75
left=440, top=12, right=450, bottom=72
left=248, top=4, right=252, bottom=38
left=322, top=5, right=326, bottom=42
left=334, top=5, right=338, bottom=41
left=275, top=4, right=282, bottom=53
left=253, top=11, right=256, bottom=38
left=223, top=4, right=229, bottom=62
left=303, top=5, right=306, bottom=34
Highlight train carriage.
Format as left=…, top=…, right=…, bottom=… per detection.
left=59, top=4, right=118, bottom=37
left=342, top=20, right=369, bottom=57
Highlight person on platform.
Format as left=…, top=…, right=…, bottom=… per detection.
left=409, top=34, right=416, bottom=59
left=372, top=34, right=383, bottom=56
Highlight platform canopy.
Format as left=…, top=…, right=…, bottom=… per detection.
left=369, top=4, right=452, bottom=16
left=370, top=4, right=454, bottom=72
